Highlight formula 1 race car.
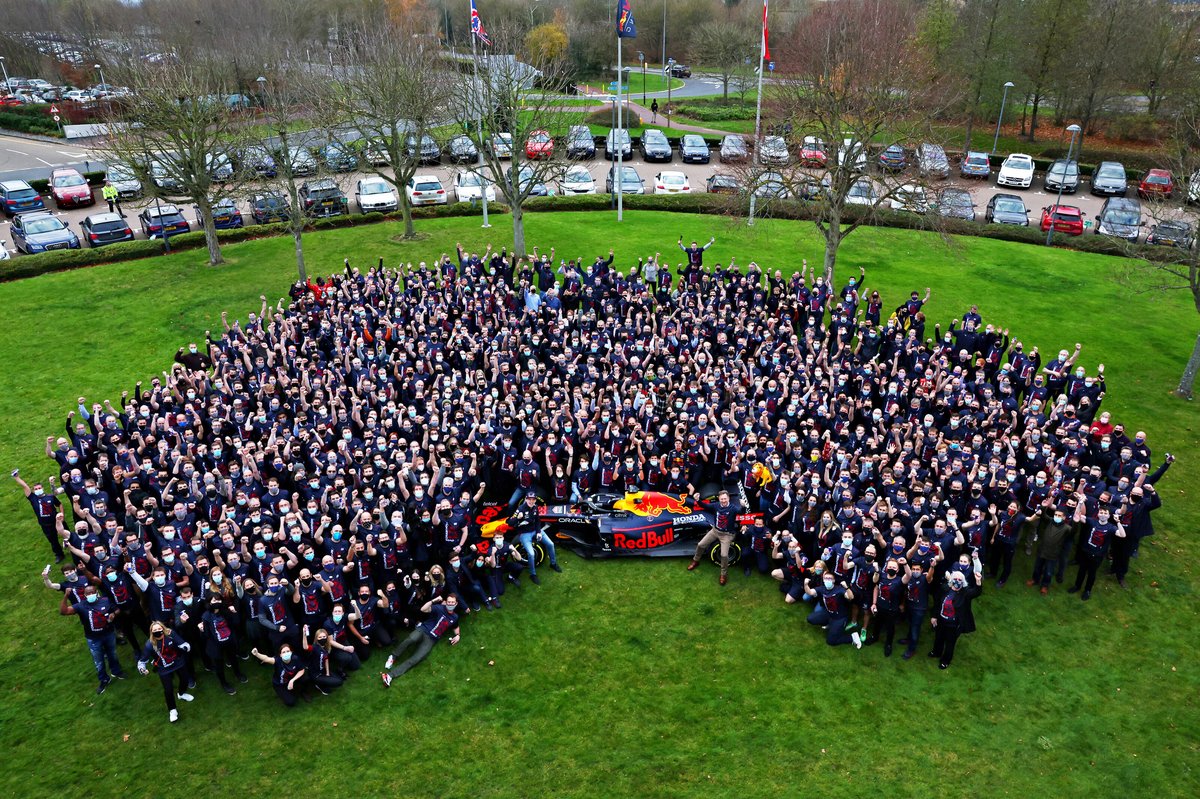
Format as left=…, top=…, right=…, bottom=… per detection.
left=479, top=491, right=754, bottom=564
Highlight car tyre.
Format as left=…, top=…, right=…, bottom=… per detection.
left=710, top=541, right=742, bottom=565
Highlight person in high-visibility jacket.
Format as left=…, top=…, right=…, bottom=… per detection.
left=101, top=180, right=121, bottom=215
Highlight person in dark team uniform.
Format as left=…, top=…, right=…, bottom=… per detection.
left=380, top=594, right=461, bottom=686
left=60, top=583, right=127, bottom=694
left=802, top=571, right=863, bottom=648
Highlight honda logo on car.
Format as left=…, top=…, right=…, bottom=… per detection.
left=613, top=527, right=675, bottom=549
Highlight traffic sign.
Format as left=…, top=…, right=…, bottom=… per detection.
left=52, top=114, right=60, bottom=122
left=768, top=61, right=775, bottom=72
left=49, top=105, right=59, bottom=113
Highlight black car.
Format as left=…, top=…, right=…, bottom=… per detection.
left=299, top=179, right=349, bottom=218
left=668, top=64, right=692, bottom=78
left=80, top=212, right=134, bottom=247
left=1146, top=219, right=1193, bottom=249
left=706, top=174, right=741, bottom=195
left=319, top=142, right=359, bottom=172
left=138, top=204, right=191, bottom=239
left=936, top=187, right=976, bottom=221
left=446, top=134, right=478, bottom=164
left=1095, top=196, right=1141, bottom=243
left=250, top=192, right=290, bottom=224
left=1044, top=159, right=1080, bottom=194
left=240, top=146, right=278, bottom=178
left=195, top=198, right=243, bottom=229
left=640, top=129, right=672, bottom=162
left=985, top=193, right=1029, bottom=226
left=404, top=134, right=441, bottom=165
left=680, top=134, right=710, bottom=164
left=1091, top=161, right=1127, bottom=197
left=566, top=125, right=596, bottom=160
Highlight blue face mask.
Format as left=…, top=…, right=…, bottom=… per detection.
left=106, top=572, right=118, bottom=583
left=86, top=594, right=98, bottom=603
left=331, top=532, right=343, bottom=541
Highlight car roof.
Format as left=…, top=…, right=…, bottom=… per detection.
left=1106, top=197, right=1140, bottom=209
left=51, top=167, right=82, bottom=176
left=1047, top=204, right=1081, bottom=213
left=306, top=179, right=338, bottom=189
left=16, top=210, right=55, bottom=219
left=412, top=174, right=440, bottom=182
left=1145, top=168, right=1172, bottom=177
left=658, top=170, right=686, bottom=177
left=1004, top=153, right=1033, bottom=161
left=0, top=179, right=33, bottom=189
left=358, top=177, right=390, bottom=186
left=145, top=204, right=180, bottom=214
left=993, top=193, right=1024, bottom=202
left=84, top=212, right=124, bottom=223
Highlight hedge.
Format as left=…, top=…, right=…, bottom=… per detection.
left=0, top=108, right=61, bottom=137
left=2, top=194, right=1188, bottom=282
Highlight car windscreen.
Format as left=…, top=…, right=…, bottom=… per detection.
left=849, top=181, right=872, bottom=196
left=619, top=168, right=640, bottom=181
left=108, top=167, right=136, bottom=181
left=682, top=136, right=705, bottom=147
left=1096, top=165, right=1123, bottom=179
left=661, top=174, right=685, bottom=185
left=53, top=174, right=86, bottom=187
left=257, top=196, right=285, bottom=209
left=940, top=190, right=970, bottom=206
left=1146, top=174, right=1170, bottom=184
left=564, top=168, right=590, bottom=182
left=1006, top=159, right=1032, bottom=171
left=966, top=155, right=988, bottom=166
left=1105, top=210, right=1138, bottom=225
left=1050, top=162, right=1078, bottom=178
left=360, top=181, right=390, bottom=194
left=25, top=218, right=65, bottom=234
left=1051, top=209, right=1080, bottom=220
left=995, top=199, right=1024, bottom=214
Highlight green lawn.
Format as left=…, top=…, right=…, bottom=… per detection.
left=579, top=71, right=683, bottom=97
left=1, top=212, right=1199, bottom=798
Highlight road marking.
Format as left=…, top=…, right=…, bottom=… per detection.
left=36, top=158, right=53, bottom=166
left=5, top=148, right=29, bottom=155
left=57, top=151, right=86, bottom=158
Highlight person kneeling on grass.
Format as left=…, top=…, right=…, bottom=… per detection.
left=802, top=572, right=863, bottom=649
left=250, top=643, right=309, bottom=707
left=381, top=594, right=460, bottom=687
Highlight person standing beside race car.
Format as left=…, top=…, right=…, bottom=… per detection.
left=687, top=490, right=742, bottom=586
left=509, top=492, right=561, bottom=585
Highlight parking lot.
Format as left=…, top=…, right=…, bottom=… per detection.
left=2, top=151, right=1195, bottom=257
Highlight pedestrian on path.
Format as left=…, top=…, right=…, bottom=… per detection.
left=650, top=99, right=659, bottom=123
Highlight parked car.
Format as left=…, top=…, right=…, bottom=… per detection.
left=605, top=129, right=632, bottom=161
left=525, top=130, right=554, bottom=160
left=195, top=198, right=243, bottom=229
left=1043, top=159, right=1080, bottom=194
left=49, top=168, right=94, bottom=208
left=605, top=165, right=645, bottom=194
left=846, top=178, right=878, bottom=206
left=559, top=165, right=596, bottom=195
left=353, top=177, right=398, bottom=212
left=668, top=64, right=692, bottom=78
left=284, top=146, right=319, bottom=176
left=240, top=146, right=277, bottom=178
left=640, top=129, right=673, bottom=162
left=799, top=136, right=828, bottom=167
left=719, top=135, right=748, bottom=163
left=935, top=187, right=975, bottom=221
left=106, top=163, right=143, bottom=199
left=1146, top=219, right=1193, bottom=249
left=405, top=174, right=448, bottom=206
left=890, top=184, right=929, bottom=213
left=0, top=179, right=45, bottom=216
left=960, top=151, right=991, bottom=180
left=566, top=125, right=596, bottom=160
left=837, top=137, right=867, bottom=172
left=1137, top=169, right=1174, bottom=200
left=490, top=133, right=514, bottom=159
left=404, top=134, right=441, bottom=165
left=1189, top=169, right=1200, bottom=205
left=319, top=142, right=359, bottom=172
left=505, top=165, right=549, bottom=197
left=706, top=174, right=742, bottom=195
left=985, top=193, right=1029, bottom=225
left=446, top=134, right=478, bottom=164
left=654, top=171, right=690, bottom=194
left=1040, top=204, right=1085, bottom=236
left=878, top=144, right=907, bottom=173
left=299, top=179, right=349, bottom=216
left=451, top=171, right=496, bottom=203
left=365, top=144, right=391, bottom=167
left=206, top=152, right=235, bottom=181
left=250, top=192, right=290, bottom=224
left=752, top=170, right=790, bottom=200
left=679, top=134, right=710, bottom=164
left=758, top=135, right=790, bottom=166
left=138, top=204, right=190, bottom=239
left=79, top=212, right=135, bottom=247
left=150, top=161, right=183, bottom=194
left=10, top=211, right=80, bottom=252
left=1095, top=196, right=1142, bottom=243
left=996, top=153, right=1035, bottom=188
left=916, top=143, right=950, bottom=179
left=1090, top=161, right=1127, bottom=196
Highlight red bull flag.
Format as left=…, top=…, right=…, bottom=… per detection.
left=762, top=0, right=771, bottom=62
left=617, top=0, right=637, bottom=38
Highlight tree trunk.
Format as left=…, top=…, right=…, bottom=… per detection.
left=1028, top=94, right=1042, bottom=142
left=723, top=73, right=730, bottom=100
left=198, top=200, right=224, bottom=266
left=400, top=197, right=416, bottom=239
left=512, top=201, right=526, bottom=255
left=1177, top=329, right=1200, bottom=399
left=963, top=111, right=974, bottom=154
left=822, top=217, right=842, bottom=283
left=293, top=228, right=307, bottom=282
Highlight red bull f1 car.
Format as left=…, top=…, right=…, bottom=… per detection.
left=480, top=491, right=754, bottom=562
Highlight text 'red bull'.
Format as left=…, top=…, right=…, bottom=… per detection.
left=613, top=528, right=675, bottom=549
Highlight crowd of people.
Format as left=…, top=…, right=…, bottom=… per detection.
left=17, top=234, right=1175, bottom=720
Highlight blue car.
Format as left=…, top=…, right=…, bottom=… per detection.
left=877, top=144, right=907, bottom=172
left=0, top=180, right=46, bottom=216
left=11, top=211, right=80, bottom=253
left=195, top=198, right=244, bottom=229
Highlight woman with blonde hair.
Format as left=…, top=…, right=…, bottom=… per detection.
left=136, top=621, right=195, bottom=723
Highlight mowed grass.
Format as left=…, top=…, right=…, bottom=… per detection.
left=1, top=212, right=1198, bottom=799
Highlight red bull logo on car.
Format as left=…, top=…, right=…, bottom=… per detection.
left=613, top=527, right=675, bottom=549
left=613, top=491, right=692, bottom=518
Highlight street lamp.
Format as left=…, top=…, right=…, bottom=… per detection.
left=638, top=51, right=646, bottom=104
left=1045, top=124, right=1081, bottom=246
left=992, top=81, right=1014, bottom=155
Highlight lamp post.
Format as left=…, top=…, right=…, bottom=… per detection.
left=662, top=0, right=668, bottom=66
left=665, top=58, right=675, bottom=129
left=1045, top=124, right=1081, bottom=246
left=992, top=81, right=1014, bottom=155
left=638, top=51, right=646, bottom=104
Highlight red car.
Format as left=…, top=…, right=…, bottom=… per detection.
left=0, top=95, right=25, bottom=106
left=525, top=130, right=554, bottom=160
left=1040, top=204, right=1085, bottom=236
left=49, top=168, right=95, bottom=209
left=799, top=136, right=827, bottom=167
left=1137, top=168, right=1174, bottom=200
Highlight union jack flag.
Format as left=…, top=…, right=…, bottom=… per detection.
left=471, top=0, right=492, bottom=46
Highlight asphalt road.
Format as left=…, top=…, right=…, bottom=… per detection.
left=2, top=152, right=1193, bottom=258
left=0, top=133, right=103, bottom=182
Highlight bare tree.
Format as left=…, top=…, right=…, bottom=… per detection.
left=95, top=58, right=251, bottom=266
left=689, top=21, right=756, bottom=100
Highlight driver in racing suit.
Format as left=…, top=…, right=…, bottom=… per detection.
left=509, top=492, right=561, bottom=586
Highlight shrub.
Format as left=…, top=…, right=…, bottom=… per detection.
left=583, top=108, right=643, bottom=128
left=0, top=108, right=60, bottom=137
left=674, top=101, right=755, bottom=122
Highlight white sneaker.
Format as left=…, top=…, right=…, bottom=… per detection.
left=851, top=631, right=863, bottom=650
left=178, top=692, right=194, bottom=702
left=384, top=655, right=395, bottom=670
left=169, top=709, right=179, bottom=723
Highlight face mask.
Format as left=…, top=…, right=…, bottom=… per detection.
left=450, top=559, right=461, bottom=569
left=86, top=593, right=99, bottom=604
left=163, top=554, right=176, bottom=564
left=280, top=652, right=292, bottom=663
left=332, top=531, right=343, bottom=541
left=823, top=578, right=835, bottom=589
left=163, top=531, right=176, bottom=541
left=212, top=572, right=223, bottom=584
left=494, top=537, right=505, bottom=548
left=182, top=597, right=194, bottom=606
left=332, top=613, right=344, bottom=623
left=153, top=576, right=167, bottom=587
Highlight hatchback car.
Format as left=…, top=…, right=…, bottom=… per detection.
left=985, top=193, right=1029, bottom=225
left=996, top=153, right=1035, bottom=188
left=10, top=211, right=80, bottom=252
left=1044, top=159, right=1080, bottom=194
left=525, top=130, right=554, bottom=160
left=138, top=204, right=190, bottom=239
left=404, top=135, right=441, bottom=165
left=752, top=171, right=791, bottom=200
left=50, top=168, right=94, bottom=208
left=605, top=129, right=632, bottom=161
left=605, top=166, right=644, bottom=194
left=490, top=133, right=514, bottom=160
left=319, top=142, right=359, bottom=172
left=654, top=171, right=690, bottom=194
left=890, top=184, right=929, bottom=213
left=1090, top=161, right=1127, bottom=196
left=405, top=175, right=448, bottom=206
left=446, top=134, right=479, bottom=164
left=0, top=179, right=45, bottom=216
left=150, top=161, right=183, bottom=194
left=106, top=164, right=143, bottom=199
left=240, top=146, right=278, bottom=178
left=80, top=212, right=135, bottom=247
left=353, top=178, right=398, bottom=213
left=566, top=126, right=596, bottom=160
left=668, top=64, right=692, bottom=78
left=452, top=171, right=496, bottom=203
left=719, top=135, right=748, bottom=163
left=206, top=153, right=235, bottom=181
left=799, top=136, right=828, bottom=167
left=640, top=129, right=673, bottom=162
left=758, top=135, right=790, bottom=166
left=878, top=144, right=907, bottom=173
left=935, top=187, right=975, bottom=221
left=299, top=179, right=349, bottom=216
left=679, top=134, right=710, bottom=164
left=960, top=151, right=991, bottom=180
left=1146, top=219, right=1193, bottom=249
left=706, top=174, right=742, bottom=195
left=1040, top=204, right=1085, bottom=236
left=1095, top=196, right=1142, bottom=242
left=846, top=178, right=878, bottom=206
left=505, top=165, right=549, bottom=198
left=284, top=146, right=319, bottom=176
left=195, top=198, right=243, bottom=229
left=250, top=192, right=290, bottom=224
left=1137, top=169, right=1174, bottom=200
left=916, top=143, right=950, bottom=179
left=559, top=165, right=596, bottom=195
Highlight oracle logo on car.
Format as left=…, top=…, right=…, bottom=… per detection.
left=613, top=527, right=675, bottom=550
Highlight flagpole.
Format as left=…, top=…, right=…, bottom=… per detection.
left=748, top=0, right=767, bottom=227
left=470, top=1, right=490, bottom=228
left=616, top=29, right=624, bottom=223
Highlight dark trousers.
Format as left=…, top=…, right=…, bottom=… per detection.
left=274, top=678, right=308, bottom=707
left=875, top=608, right=899, bottom=648
left=1031, top=557, right=1058, bottom=588
left=989, top=541, right=1016, bottom=582
left=386, top=628, right=436, bottom=677
left=904, top=608, right=926, bottom=653
left=158, top=669, right=190, bottom=711
left=211, top=641, right=246, bottom=688
left=932, top=623, right=962, bottom=666
left=40, top=521, right=65, bottom=560
left=333, top=647, right=362, bottom=672
left=1111, top=539, right=1134, bottom=581
left=806, top=606, right=854, bottom=646
left=1072, top=553, right=1103, bottom=593
left=313, top=672, right=345, bottom=692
